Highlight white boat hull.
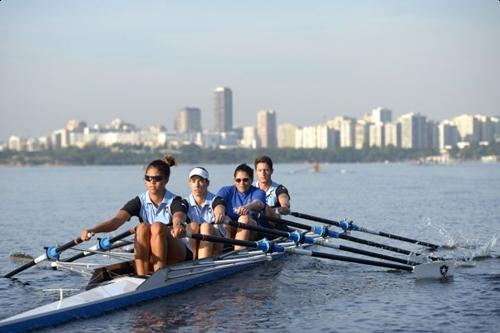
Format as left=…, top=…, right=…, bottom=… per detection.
left=0, top=245, right=294, bottom=333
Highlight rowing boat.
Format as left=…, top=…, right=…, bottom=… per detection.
left=0, top=240, right=300, bottom=333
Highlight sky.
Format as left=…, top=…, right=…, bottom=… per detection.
left=1, top=0, right=499, bottom=140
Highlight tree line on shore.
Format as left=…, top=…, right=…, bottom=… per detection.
left=1, top=142, right=499, bottom=166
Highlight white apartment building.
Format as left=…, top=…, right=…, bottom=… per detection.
left=278, top=123, right=298, bottom=148
left=453, top=114, right=480, bottom=143
left=385, top=122, right=400, bottom=147
left=355, top=120, right=370, bottom=149
left=369, top=122, right=385, bottom=147
left=371, top=107, right=392, bottom=123
left=400, top=113, right=427, bottom=149
left=241, top=126, right=258, bottom=149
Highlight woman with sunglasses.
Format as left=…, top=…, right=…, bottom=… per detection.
left=185, top=166, right=227, bottom=259
left=216, top=163, right=266, bottom=249
left=79, top=155, right=190, bottom=276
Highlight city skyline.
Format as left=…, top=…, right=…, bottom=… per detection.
left=1, top=1, right=499, bottom=139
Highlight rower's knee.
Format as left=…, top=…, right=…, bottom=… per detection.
left=136, top=223, right=151, bottom=240
left=200, top=223, right=213, bottom=234
left=238, top=215, right=250, bottom=224
left=150, top=222, right=167, bottom=237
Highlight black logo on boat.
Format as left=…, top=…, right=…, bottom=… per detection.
left=439, top=265, right=449, bottom=277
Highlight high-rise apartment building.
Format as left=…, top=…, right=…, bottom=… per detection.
left=340, top=118, right=356, bottom=148
left=213, top=87, right=233, bottom=132
left=400, top=113, right=427, bottom=149
left=438, top=120, right=459, bottom=150
left=278, top=123, right=298, bottom=148
left=175, top=107, right=202, bottom=133
left=369, top=122, right=385, bottom=147
left=257, top=110, right=277, bottom=148
left=475, top=115, right=494, bottom=142
left=355, top=120, right=370, bottom=149
left=453, top=114, right=480, bottom=143
left=385, top=122, right=400, bottom=148
left=241, top=126, right=258, bottom=149
left=371, top=107, right=392, bottom=123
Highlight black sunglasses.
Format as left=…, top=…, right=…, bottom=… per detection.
left=235, top=178, right=250, bottom=183
left=144, top=175, right=164, bottom=182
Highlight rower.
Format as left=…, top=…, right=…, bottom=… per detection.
left=80, top=155, right=191, bottom=276
left=185, top=167, right=227, bottom=259
left=216, top=164, right=266, bottom=250
left=254, top=156, right=291, bottom=237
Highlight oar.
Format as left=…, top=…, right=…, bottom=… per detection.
left=260, top=214, right=440, bottom=262
left=61, top=228, right=135, bottom=263
left=4, top=237, right=86, bottom=278
left=225, top=220, right=419, bottom=265
left=186, top=232, right=453, bottom=279
left=291, top=211, right=440, bottom=249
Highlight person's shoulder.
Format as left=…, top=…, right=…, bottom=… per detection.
left=251, top=186, right=266, bottom=196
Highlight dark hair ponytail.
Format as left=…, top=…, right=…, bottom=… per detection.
left=146, top=154, right=176, bottom=179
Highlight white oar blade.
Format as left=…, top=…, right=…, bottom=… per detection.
left=413, top=260, right=455, bottom=280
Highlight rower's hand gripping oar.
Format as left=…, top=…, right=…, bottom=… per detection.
left=291, top=211, right=440, bottom=249
left=4, top=235, right=91, bottom=278
left=61, top=228, right=135, bottom=263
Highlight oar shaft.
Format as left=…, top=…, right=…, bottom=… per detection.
left=292, top=211, right=440, bottom=249
left=262, top=215, right=421, bottom=257
left=291, top=212, right=341, bottom=227
left=188, top=232, right=257, bottom=249
left=4, top=260, right=37, bottom=278
left=377, top=231, right=439, bottom=249
left=339, top=234, right=412, bottom=255
left=4, top=237, right=84, bottom=278
left=62, top=228, right=135, bottom=263
left=231, top=219, right=417, bottom=266
left=313, top=239, right=418, bottom=266
left=288, top=248, right=413, bottom=272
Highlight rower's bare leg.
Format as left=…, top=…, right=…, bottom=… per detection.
left=165, top=229, right=187, bottom=265
left=150, top=222, right=168, bottom=272
left=187, top=223, right=200, bottom=260
left=235, top=215, right=251, bottom=251
left=198, top=223, right=215, bottom=259
left=134, top=223, right=152, bottom=276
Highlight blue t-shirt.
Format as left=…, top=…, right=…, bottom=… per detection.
left=216, top=185, right=266, bottom=220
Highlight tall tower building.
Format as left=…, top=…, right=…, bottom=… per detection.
left=400, top=113, right=427, bottom=149
left=257, top=110, right=277, bottom=148
left=175, top=107, right=202, bottom=133
left=213, top=87, right=233, bottom=132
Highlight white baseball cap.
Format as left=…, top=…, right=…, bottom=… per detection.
left=188, top=167, right=209, bottom=180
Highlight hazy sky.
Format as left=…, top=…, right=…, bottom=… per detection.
left=1, top=0, right=499, bottom=140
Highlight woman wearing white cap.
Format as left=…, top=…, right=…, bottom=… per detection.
left=185, top=166, right=227, bottom=259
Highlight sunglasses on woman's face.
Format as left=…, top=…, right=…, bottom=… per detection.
left=144, top=175, right=164, bottom=182
left=235, top=178, right=250, bottom=183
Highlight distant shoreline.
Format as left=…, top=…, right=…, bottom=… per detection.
left=1, top=143, right=498, bottom=167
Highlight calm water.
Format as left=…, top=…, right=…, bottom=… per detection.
left=0, top=163, right=499, bottom=332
